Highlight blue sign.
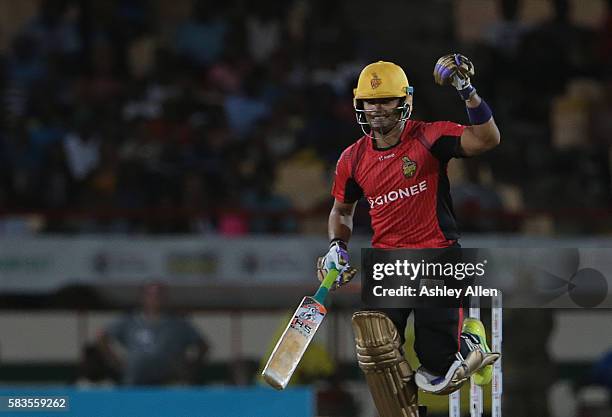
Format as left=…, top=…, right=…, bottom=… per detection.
left=0, top=387, right=313, bottom=417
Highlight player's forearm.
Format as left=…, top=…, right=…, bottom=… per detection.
left=467, top=94, right=500, bottom=145
left=467, top=119, right=500, bottom=150
left=328, top=207, right=354, bottom=245
left=463, top=92, right=501, bottom=153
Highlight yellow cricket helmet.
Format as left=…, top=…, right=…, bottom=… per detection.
left=353, top=61, right=414, bottom=128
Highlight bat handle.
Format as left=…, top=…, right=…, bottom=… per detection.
left=313, top=268, right=339, bottom=304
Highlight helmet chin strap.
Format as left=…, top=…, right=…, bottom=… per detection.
left=361, top=119, right=406, bottom=145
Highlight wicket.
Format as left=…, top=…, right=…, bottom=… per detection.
left=449, top=293, right=503, bottom=417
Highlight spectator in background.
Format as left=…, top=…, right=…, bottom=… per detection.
left=4, top=34, right=47, bottom=132
left=3, top=123, right=45, bottom=208
left=244, top=2, right=284, bottom=64
left=223, top=68, right=271, bottom=138
left=97, top=282, right=209, bottom=386
left=483, top=0, right=528, bottom=60
left=517, top=0, right=596, bottom=111
left=22, top=0, right=82, bottom=64
left=173, top=1, right=229, bottom=67
left=598, top=0, right=612, bottom=73
left=0, top=0, right=609, bottom=235
left=482, top=0, right=529, bottom=119
left=62, top=110, right=100, bottom=185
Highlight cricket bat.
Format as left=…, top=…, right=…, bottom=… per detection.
left=262, top=268, right=340, bottom=390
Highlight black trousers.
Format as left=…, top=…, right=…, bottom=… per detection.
left=372, top=307, right=464, bottom=376
left=361, top=242, right=467, bottom=375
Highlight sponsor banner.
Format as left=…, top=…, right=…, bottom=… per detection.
left=0, top=239, right=93, bottom=292
left=361, top=248, right=612, bottom=308
left=2, top=236, right=612, bottom=294
left=0, top=237, right=338, bottom=292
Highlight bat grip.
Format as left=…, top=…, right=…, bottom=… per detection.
left=313, top=269, right=339, bottom=304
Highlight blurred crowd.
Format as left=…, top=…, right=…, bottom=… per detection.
left=0, top=0, right=610, bottom=235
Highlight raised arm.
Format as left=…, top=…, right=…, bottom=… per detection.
left=433, top=53, right=501, bottom=157
left=460, top=92, right=501, bottom=156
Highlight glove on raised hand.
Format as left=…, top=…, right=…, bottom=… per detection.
left=433, top=53, right=476, bottom=100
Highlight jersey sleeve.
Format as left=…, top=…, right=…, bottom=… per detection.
left=422, top=121, right=467, bottom=162
left=331, top=148, right=363, bottom=203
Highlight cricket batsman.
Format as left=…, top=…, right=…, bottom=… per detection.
left=317, top=55, right=501, bottom=416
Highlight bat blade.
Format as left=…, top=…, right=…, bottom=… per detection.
left=262, top=296, right=327, bottom=390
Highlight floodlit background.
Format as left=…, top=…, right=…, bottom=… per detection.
left=0, top=0, right=612, bottom=416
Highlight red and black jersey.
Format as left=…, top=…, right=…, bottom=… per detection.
left=332, top=120, right=466, bottom=248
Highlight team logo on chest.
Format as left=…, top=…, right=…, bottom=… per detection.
left=401, top=156, right=417, bottom=178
